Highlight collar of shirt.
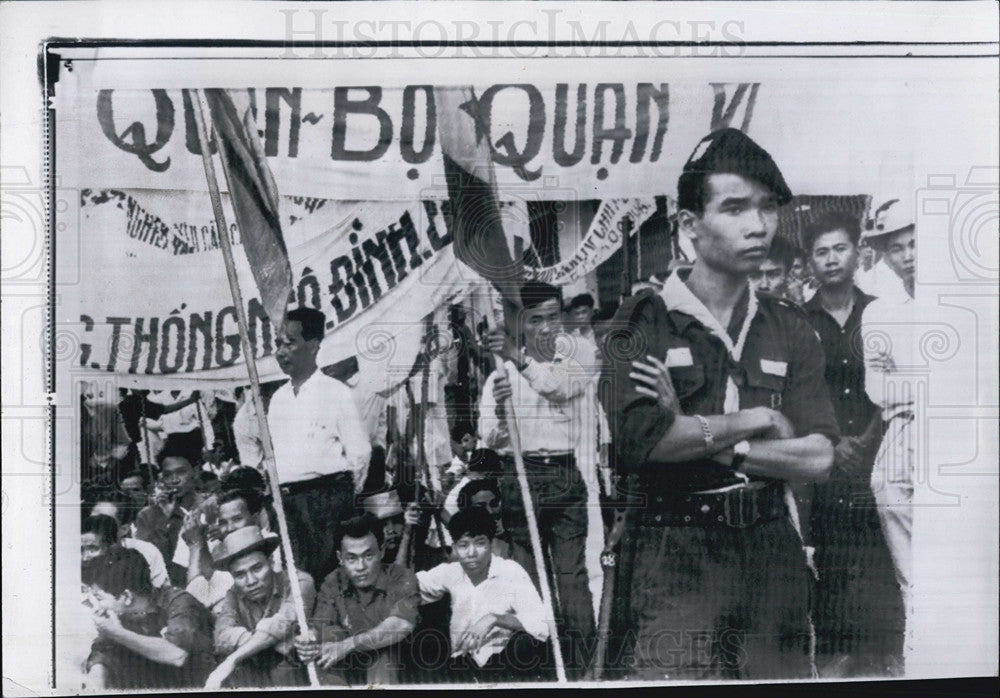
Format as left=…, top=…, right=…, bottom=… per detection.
left=804, top=284, right=875, bottom=320
left=237, top=571, right=288, bottom=621
left=659, top=268, right=759, bottom=414
left=336, top=564, right=391, bottom=598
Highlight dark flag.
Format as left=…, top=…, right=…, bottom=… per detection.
left=203, top=89, right=293, bottom=333
left=435, top=86, right=523, bottom=304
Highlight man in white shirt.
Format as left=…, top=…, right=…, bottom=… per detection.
left=860, top=199, right=919, bottom=630
left=479, top=281, right=598, bottom=678
left=234, top=307, right=371, bottom=582
left=416, top=508, right=552, bottom=682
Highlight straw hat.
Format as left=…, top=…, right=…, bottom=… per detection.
left=211, top=525, right=279, bottom=570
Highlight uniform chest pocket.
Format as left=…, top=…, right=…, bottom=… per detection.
left=742, top=360, right=787, bottom=409
left=668, top=364, right=706, bottom=398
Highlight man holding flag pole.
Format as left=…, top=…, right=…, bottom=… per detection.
left=186, top=87, right=330, bottom=687
left=435, top=86, right=581, bottom=682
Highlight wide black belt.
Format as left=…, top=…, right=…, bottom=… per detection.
left=639, top=481, right=786, bottom=529
left=279, top=471, right=353, bottom=497
left=520, top=452, right=575, bottom=468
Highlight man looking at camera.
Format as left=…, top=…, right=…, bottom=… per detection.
left=296, top=513, right=420, bottom=686
left=605, top=128, right=839, bottom=680
left=478, top=280, right=597, bottom=677
left=801, top=210, right=905, bottom=676
left=416, top=508, right=552, bottom=682
left=205, top=526, right=315, bottom=688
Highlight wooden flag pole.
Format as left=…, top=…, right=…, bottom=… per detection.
left=485, top=284, right=568, bottom=684
left=189, top=89, right=320, bottom=688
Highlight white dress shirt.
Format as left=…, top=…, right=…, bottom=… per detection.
left=234, top=371, right=372, bottom=490
left=417, top=556, right=550, bottom=667
left=478, top=350, right=597, bottom=456
left=121, top=537, right=168, bottom=588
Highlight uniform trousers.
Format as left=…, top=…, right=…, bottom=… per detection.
left=624, top=515, right=814, bottom=681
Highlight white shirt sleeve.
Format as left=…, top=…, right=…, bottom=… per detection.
left=122, top=538, right=169, bottom=589
left=416, top=563, right=452, bottom=604
left=476, top=370, right=510, bottom=452
left=328, top=380, right=372, bottom=492
left=232, top=400, right=264, bottom=469
left=520, top=354, right=594, bottom=403
left=502, top=560, right=550, bottom=641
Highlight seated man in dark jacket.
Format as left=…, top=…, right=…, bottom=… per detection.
left=82, top=546, right=214, bottom=690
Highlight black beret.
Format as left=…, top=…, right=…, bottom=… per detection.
left=682, top=128, right=792, bottom=206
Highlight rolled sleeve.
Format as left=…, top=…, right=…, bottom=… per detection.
left=160, top=591, right=210, bottom=655
left=213, top=592, right=252, bottom=655
left=506, top=563, right=549, bottom=642
left=783, top=313, right=840, bottom=446
left=256, top=573, right=315, bottom=643
left=416, top=565, right=450, bottom=605
left=383, top=566, right=421, bottom=627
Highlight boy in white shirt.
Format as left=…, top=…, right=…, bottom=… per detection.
left=416, top=508, right=553, bottom=682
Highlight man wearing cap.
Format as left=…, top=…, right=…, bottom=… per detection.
left=480, top=280, right=598, bottom=678
left=362, top=489, right=407, bottom=564
left=295, top=513, right=421, bottom=686
left=801, top=210, right=905, bottom=676
left=234, top=306, right=371, bottom=582
left=859, top=198, right=919, bottom=654
left=605, top=127, right=838, bottom=680
left=205, top=526, right=316, bottom=688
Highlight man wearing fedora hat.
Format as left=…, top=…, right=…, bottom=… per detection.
left=604, top=127, right=839, bottom=680
left=205, top=526, right=316, bottom=688
left=859, top=197, right=920, bottom=665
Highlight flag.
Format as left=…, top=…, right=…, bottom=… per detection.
left=435, top=86, right=523, bottom=304
left=203, top=89, right=293, bottom=334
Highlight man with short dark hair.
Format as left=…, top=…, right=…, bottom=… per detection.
left=800, top=209, right=905, bottom=677
left=206, top=526, right=316, bottom=688
left=134, top=441, right=205, bottom=586
left=480, top=281, right=598, bottom=677
left=82, top=546, right=214, bottom=690
left=605, top=127, right=838, bottom=680
left=234, top=306, right=371, bottom=582
left=565, top=293, right=596, bottom=341
left=181, top=486, right=279, bottom=611
left=417, top=508, right=552, bottom=682
left=749, top=235, right=795, bottom=300
left=296, top=513, right=420, bottom=686
left=83, top=510, right=169, bottom=589
left=454, top=477, right=536, bottom=586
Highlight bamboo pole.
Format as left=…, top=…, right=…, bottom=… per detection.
left=189, top=89, right=319, bottom=687
left=485, top=285, right=567, bottom=683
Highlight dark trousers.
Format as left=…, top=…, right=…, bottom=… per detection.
left=499, top=454, right=596, bottom=679
left=623, top=516, right=814, bottom=681
left=448, top=631, right=555, bottom=683
left=281, top=475, right=356, bottom=582
left=810, top=480, right=905, bottom=676
left=318, top=646, right=404, bottom=686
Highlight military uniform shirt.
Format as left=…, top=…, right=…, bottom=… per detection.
left=606, top=270, right=839, bottom=495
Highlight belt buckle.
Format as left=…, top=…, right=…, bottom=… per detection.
left=723, top=487, right=759, bottom=528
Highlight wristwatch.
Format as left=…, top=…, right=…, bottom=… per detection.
left=731, top=440, right=751, bottom=472
left=694, top=415, right=714, bottom=450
